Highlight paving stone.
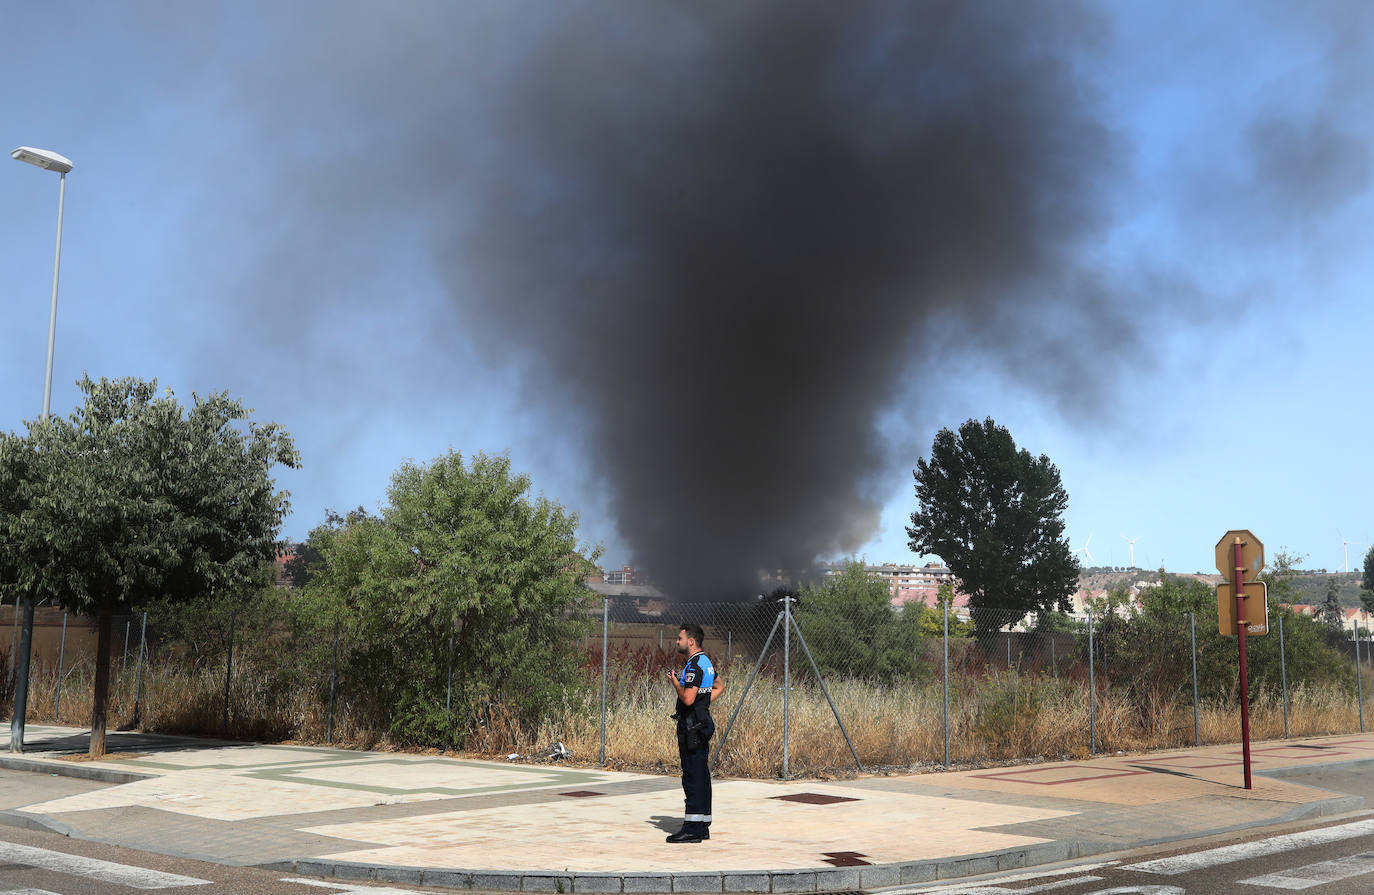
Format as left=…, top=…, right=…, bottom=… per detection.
left=331, top=862, right=375, bottom=881
left=375, top=865, right=424, bottom=885
left=294, top=859, right=338, bottom=878
left=524, top=873, right=574, bottom=892
left=721, top=872, right=769, bottom=893
left=899, top=862, right=936, bottom=884
left=937, top=855, right=998, bottom=879
left=472, top=872, right=526, bottom=891
left=622, top=874, right=673, bottom=893
left=573, top=873, right=624, bottom=893
left=858, top=864, right=901, bottom=889
left=671, top=873, right=722, bottom=892
left=767, top=871, right=816, bottom=893
left=812, top=867, right=862, bottom=890
left=423, top=869, right=476, bottom=888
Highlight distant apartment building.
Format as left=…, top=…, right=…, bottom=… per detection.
left=823, top=561, right=958, bottom=608
left=589, top=565, right=639, bottom=586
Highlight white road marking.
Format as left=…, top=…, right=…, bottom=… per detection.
left=281, top=878, right=429, bottom=895
left=1238, top=851, right=1374, bottom=889
left=1124, top=819, right=1374, bottom=875
left=3, top=889, right=65, bottom=895
left=885, top=862, right=1118, bottom=894
left=0, top=841, right=211, bottom=889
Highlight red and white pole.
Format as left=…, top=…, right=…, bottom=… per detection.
left=1234, top=538, right=1253, bottom=790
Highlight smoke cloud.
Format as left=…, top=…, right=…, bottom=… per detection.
left=152, top=1, right=1373, bottom=596
left=450, top=2, right=1124, bottom=594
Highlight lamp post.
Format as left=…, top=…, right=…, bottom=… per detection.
left=9, top=145, right=73, bottom=753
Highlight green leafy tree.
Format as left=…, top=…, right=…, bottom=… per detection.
left=1261, top=549, right=1305, bottom=608
left=795, top=559, right=929, bottom=682
left=0, top=376, right=297, bottom=755
left=302, top=451, right=599, bottom=747
left=907, top=418, right=1079, bottom=636
left=1321, top=576, right=1344, bottom=630
left=1361, top=546, right=1374, bottom=614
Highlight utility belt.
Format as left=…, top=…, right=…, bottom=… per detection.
left=672, top=699, right=715, bottom=752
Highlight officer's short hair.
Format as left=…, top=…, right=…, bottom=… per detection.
left=680, top=623, right=705, bottom=647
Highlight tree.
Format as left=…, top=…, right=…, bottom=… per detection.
left=301, top=451, right=599, bottom=747
left=795, top=559, right=929, bottom=682
left=0, top=376, right=298, bottom=755
left=1361, top=546, right=1374, bottom=614
left=1321, top=576, right=1344, bottom=630
left=907, top=418, right=1079, bottom=635
left=1261, top=549, right=1305, bottom=609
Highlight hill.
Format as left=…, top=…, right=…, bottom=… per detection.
left=1076, top=567, right=1369, bottom=608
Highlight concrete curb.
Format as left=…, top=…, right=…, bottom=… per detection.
left=0, top=808, right=80, bottom=838
left=255, top=793, right=1364, bottom=893
left=0, top=754, right=155, bottom=785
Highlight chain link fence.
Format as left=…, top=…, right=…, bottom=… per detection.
left=5, top=595, right=1374, bottom=777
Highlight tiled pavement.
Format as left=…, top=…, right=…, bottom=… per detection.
left=1, top=725, right=1372, bottom=891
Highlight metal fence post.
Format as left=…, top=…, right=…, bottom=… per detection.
left=782, top=595, right=792, bottom=780
left=600, top=596, right=609, bottom=766
left=52, top=613, right=68, bottom=721
left=222, top=608, right=236, bottom=733
left=1088, top=608, right=1096, bottom=755
left=943, top=602, right=950, bottom=766
left=327, top=623, right=339, bottom=744
left=1190, top=612, right=1200, bottom=746
left=1278, top=614, right=1289, bottom=739
left=1357, top=625, right=1365, bottom=734
left=122, top=620, right=131, bottom=681
left=132, top=612, right=147, bottom=727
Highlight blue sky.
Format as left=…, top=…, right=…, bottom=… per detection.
left=3, top=2, right=1372, bottom=582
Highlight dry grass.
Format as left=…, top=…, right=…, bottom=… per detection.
left=9, top=655, right=1374, bottom=777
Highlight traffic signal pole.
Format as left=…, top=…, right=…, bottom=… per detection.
left=1234, top=537, right=1253, bottom=790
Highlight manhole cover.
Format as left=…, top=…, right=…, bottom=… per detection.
left=559, top=790, right=605, bottom=797
left=771, top=792, right=861, bottom=805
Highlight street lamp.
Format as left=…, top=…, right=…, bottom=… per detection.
left=9, top=145, right=73, bottom=753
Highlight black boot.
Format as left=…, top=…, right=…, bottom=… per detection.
left=666, top=825, right=705, bottom=843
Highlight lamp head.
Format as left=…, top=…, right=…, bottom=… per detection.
left=11, top=146, right=73, bottom=174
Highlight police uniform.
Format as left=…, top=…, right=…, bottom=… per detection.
left=672, top=650, right=716, bottom=840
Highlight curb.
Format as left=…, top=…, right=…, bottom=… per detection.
left=256, top=793, right=1364, bottom=893
left=0, top=809, right=80, bottom=838
left=0, top=754, right=155, bottom=785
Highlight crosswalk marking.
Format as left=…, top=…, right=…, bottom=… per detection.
left=1238, top=851, right=1374, bottom=890
left=1124, top=819, right=1374, bottom=875
left=3, top=889, right=63, bottom=895
left=0, top=841, right=211, bottom=889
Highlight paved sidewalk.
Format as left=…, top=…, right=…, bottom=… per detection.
left=1, top=725, right=1371, bottom=892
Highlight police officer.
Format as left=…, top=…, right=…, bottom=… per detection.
left=665, top=622, right=718, bottom=842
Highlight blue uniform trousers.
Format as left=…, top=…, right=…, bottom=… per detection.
left=678, top=729, right=712, bottom=831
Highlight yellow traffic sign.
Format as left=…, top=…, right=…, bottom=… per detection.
left=1216, top=530, right=1264, bottom=580
left=1218, top=580, right=1269, bottom=636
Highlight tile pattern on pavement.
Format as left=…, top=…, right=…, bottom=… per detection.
left=2, top=724, right=1372, bottom=877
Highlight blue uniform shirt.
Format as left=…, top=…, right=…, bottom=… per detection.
left=677, top=651, right=715, bottom=716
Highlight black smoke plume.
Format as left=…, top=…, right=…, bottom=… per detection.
left=160, top=1, right=1372, bottom=597
left=451, top=2, right=1123, bottom=595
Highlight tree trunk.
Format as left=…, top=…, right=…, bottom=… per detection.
left=90, top=608, right=113, bottom=758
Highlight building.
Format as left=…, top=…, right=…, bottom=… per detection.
left=822, top=561, right=959, bottom=608
left=591, top=565, right=640, bottom=586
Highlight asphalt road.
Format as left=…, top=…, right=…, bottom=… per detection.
left=894, top=762, right=1374, bottom=895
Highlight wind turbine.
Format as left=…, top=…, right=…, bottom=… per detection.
left=1075, top=532, right=1095, bottom=566
left=1341, top=533, right=1361, bottom=574
left=1121, top=535, right=1140, bottom=568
